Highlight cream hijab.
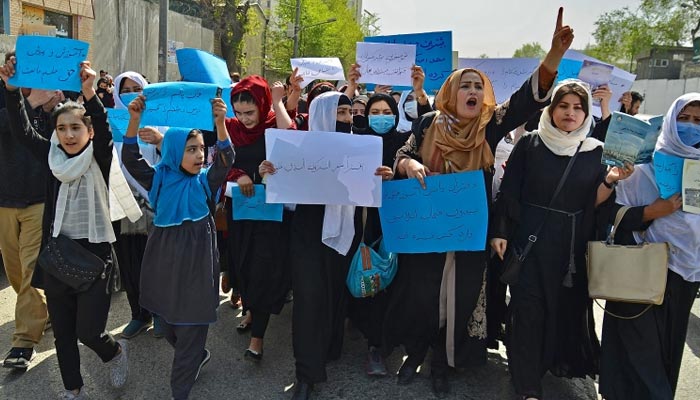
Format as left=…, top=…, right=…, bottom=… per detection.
left=536, top=79, right=603, bottom=156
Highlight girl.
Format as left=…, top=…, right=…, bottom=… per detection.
left=1, top=59, right=140, bottom=399
left=491, top=80, right=632, bottom=400
left=223, top=75, right=293, bottom=358
left=384, top=8, right=573, bottom=398
left=121, top=95, right=234, bottom=400
left=598, top=93, right=700, bottom=400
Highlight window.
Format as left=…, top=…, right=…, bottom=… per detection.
left=44, top=10, right=72, bottom=38
left=653, top=59, right=669, bottom=67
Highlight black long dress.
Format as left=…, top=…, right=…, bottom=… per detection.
left=597, top=199, right=700, bottom=400
left=383, top=70, right=551, bottom=372
left=491, top=134, right=605, bottom=398
left=290, top=204, right=362, bottom=384
left=227, top=137, right=291, bottom=321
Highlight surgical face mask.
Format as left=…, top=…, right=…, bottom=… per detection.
left=676, top=121, right=700, bottom=148
left=335, top=121, right=353, bottom=133
left=368, top=115, right=395, bottom=134
left=353, top=114, right=367, bottom=130
left=404, top=100, right=418, bottom=119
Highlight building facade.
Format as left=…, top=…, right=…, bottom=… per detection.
left=635, top=46, right=694, bottom=80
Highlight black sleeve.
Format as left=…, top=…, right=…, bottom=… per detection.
left=590, top=115, right=611, bottom=142
left=4, top=87, right=50, bottom=165
left=486, top=68, right=551, bottom=149
left=417, top=100, right=432, bottom=117
left=83, top=95, right=113, bottom=181
left=122, top=142, right=155, bottom=191
left=206, top=142, right=236, bottom=198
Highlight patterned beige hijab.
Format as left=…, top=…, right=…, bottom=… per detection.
left=421, top=68, right=497, bottom=173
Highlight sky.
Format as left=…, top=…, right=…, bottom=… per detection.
left=362, top=0, right=641, bottom=58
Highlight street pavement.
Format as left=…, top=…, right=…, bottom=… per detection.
left=1, top=271, right=699, bottom=400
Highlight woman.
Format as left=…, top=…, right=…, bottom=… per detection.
left=223, top=75, right=294, bottom=359
left=491, top=80, right=633, bottom=400
left=111, top=71, right=165, bottom=339
left=395, top=79, right=433, bottom=134
left=259, top=91, right=392, bottom=399
left=383, top=8, right=574, bottom=398
left=348, top=92, right=409, bottom=376
left=598, top=93, right=700, bottom=400
left=1, top=59, right=140, bottom=399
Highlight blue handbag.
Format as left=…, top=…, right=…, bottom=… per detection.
left=346, top=209, right=398, bottom=298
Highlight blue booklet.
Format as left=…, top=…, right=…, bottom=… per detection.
left=602, top=112, right=664, bottom=167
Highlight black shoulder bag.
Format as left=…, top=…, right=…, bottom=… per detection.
left=499, top=142, right=583, bottom=285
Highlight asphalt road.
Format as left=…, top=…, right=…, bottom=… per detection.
left=1, top=271, right=698, bottom=400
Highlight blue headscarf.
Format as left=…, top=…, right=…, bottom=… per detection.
left=149, top=128, right=212, bottom=227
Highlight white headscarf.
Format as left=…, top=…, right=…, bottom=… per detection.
left=112, top=71, right=161, bottom=203
left=616, top=93, right=700, bottom=282
left=396, top=90, right=413, bottom=133
left=310, top=91, right=356, bottom=256
left=113, top=71, right=148, bottom=110
left=536, top=79, right=603, bottom=156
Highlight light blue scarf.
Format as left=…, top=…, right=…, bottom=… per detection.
left=149, top=128, right=212, bottom=227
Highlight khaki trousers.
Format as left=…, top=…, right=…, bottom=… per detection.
left=0, top=204, right=48, bottom=348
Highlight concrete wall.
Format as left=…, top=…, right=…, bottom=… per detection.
left=632, top=78, right=700, bottom=115
left=93, top=0, right=215, bottom=83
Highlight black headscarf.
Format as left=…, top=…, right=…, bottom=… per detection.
left=362, top=93, right=410, bottom=166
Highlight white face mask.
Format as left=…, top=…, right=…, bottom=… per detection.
left=404, top=100, right=418, bottom=119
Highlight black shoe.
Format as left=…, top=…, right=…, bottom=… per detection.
left=3, top=347, right=34, bottom=369
left=290, top=381, right=313, bottom=400
left=244, top=348, right=263, bottom=362
left=396, top=357, right=420, bottom=385
left=431, top=373, right=449, bottom=398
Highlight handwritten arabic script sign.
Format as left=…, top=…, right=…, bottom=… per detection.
left=9, top=36, right=89, bottom=91
left=458, top=58, right=540, bottom=104
left=290, top=57, right=346, bottom=88
left=264, top=129, right=382, bottom=207
left=365, top=31, right=452, bottom=92
left=141, top=82, right=219, bottom=130
left=378, top=171, right=488, bottom=253
left=357, top=42, right=416, bottom=87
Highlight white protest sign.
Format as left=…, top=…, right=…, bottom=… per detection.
left=458, top=58, right=540, bottom=104
left=564, top=50, right=637, bottom=116
left=264, top=129, right=383, bottom=207
left=356, top=42, right=416, bottom=87
left=290, top=57, right=345, bottom=88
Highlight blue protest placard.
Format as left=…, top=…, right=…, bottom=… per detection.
left=176, top=48, right=233, bottom=87
left=365, top=31, right=452, bottom=92
left=107, top=108, right=131, bottom=142
left=141, top=82, right=219, bottom=130
left=654, top=151, right=684, bottom=199
left=556, top=58, right=583, bottom=84
left=458, top=58, right=540, bottom=104
left=9, top=36, right=89, bottom=91
left=378, top=171, right=488, bottom=253
left=231, top=184, right=284, bottom=222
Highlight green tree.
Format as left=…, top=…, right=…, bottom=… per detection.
left=479, top=53, right=489, bottom=59
left=266, top=0, right=364, bottom=79
left=512, top=42, right=546, bottom=59
left=588, top=0, right=700, bottom=71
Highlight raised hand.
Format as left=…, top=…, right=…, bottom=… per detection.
left=79, top=61, right=97, bottom=100
left=271, top=81, right=286, bottom=104
left=0, top=56, right=18, bottom=91
left=550, top=7, right=574, bottom=56
left=212, top=97, right=228, bottom=125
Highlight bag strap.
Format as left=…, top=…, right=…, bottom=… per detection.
left=607, top=206, right=631, bottom=244
left=518, top=142, right=584, bottom=260
left=361, top=207, right=367, bottom=244
left=593, top=299, right=653, bottom=319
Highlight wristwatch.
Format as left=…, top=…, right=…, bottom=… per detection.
left=603, top=179, right=617, bottom=189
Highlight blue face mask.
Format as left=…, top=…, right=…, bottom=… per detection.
left=676, top=122, right=700, bottom=148
left=368, top=115, right=395, bottom=134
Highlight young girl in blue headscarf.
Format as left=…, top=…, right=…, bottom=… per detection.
left=121, top=95, right=234, bottom=400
